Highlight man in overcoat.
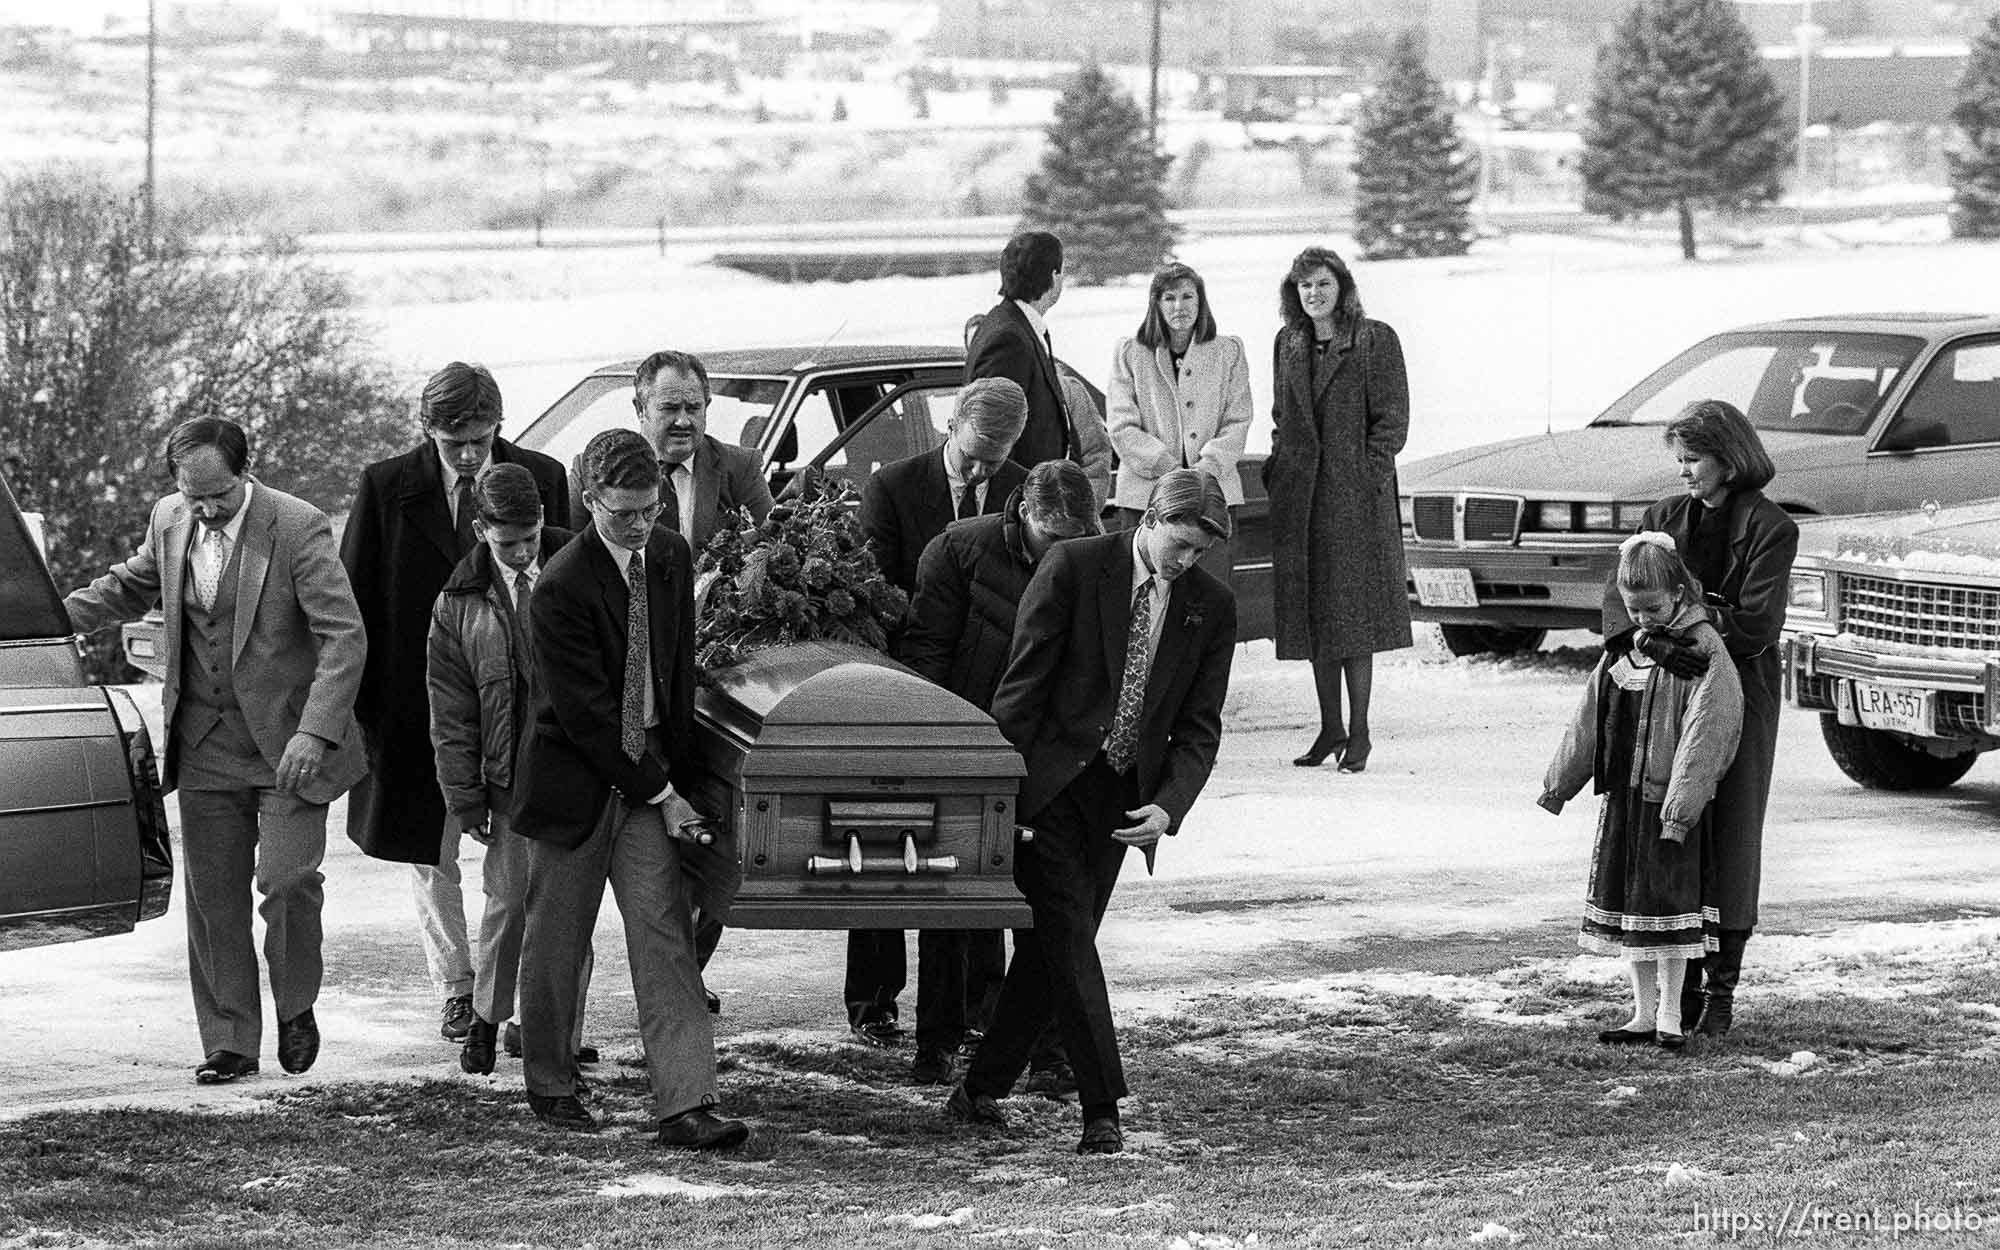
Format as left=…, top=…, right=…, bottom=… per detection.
left=512, top=428, right=747, bottom=1150
left=947, top=469, right=1237, bottom=1155
left=849, top=378, right=1027, bottom=1072
left=341, top=362, right=569, bottom=1043
left=966, top=231, right=1075, bottom=471
left=65, top=417, right=369, bottom=1084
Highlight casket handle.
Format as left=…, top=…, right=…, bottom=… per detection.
left=805, top=832, right=960, bottom=877
left=1016, top=825, right=1036, bottom=845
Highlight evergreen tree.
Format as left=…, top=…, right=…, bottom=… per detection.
left=1352, top=30, right=1477, bottom=260
left=1949, top=11, right=2000, bottom=237
left=831, top=94, right=848, bottom=122
left=1018, top=63, right=1176, bottom=284
left=1581, top=0, right=1790, bottom=260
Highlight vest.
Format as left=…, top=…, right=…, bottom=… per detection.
left=176, top=533, right=271, bottom=788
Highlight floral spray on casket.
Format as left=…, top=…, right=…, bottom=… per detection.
left=677, top=473, right=1032, bottom=931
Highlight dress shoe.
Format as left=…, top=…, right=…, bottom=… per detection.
left=1337, top=743, right=1371, bottom=774
left=527, top=1092, right=597, bottom=1131
left=572, top=1064, right=593, bottom=1095
left=705, top=989, right=722, bottom=1015
left=1656, top=1030, right=1687, bottom=1052
left=440, top=994, right=475, bottom=1043
left=1078, top=1117, right=1124, bottom=1155
left=502, top=1021, right=522, bottom=1057
left=945, top=1082, right=1009, bottom=1127
left=851, top=1018, right=906, bottom=1048
left=575, top=1044, right=600, bottom=1065
left=956, top=1027, right=985, bottom=1060
left=1596, top=1026, right=1655, bottom=1045
left=910, top=1045, right=955, bottom=1086
left=195, top=1050, right=259, bottom=1085
left=1025, top=1059, right=1078, bottom=1099
left=1293, top=734, right=1347, bottom=767
left=461, top=1017, right=498, bottom=1075
left=656, top=1107, right=750, bottom=1151
left=277, top=1009, right=320, bottom=1074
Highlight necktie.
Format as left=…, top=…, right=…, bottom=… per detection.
left=956, top=480, right=978, bottom=521
left=453, top=476, right=476, bottom=554
left=510, top=569, right=537, bottom=687
left=195, top=528, right=229, bottom=611
left=658, top=462, right=683, bottom=534
left=1105, top=577, right=1154, bottom=774
left=1042, top=329, right=1054, bottom=359
left=621, top=553, right=648, bottom=763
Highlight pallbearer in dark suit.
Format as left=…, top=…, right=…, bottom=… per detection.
left=850, top=378, right=1027, bottom=1072
left=513, top=429, right=748, bottom=1150
left=65, top=418, right=369, bottom=1085
left=948, top=470, right=1237, bottom=1155
left=341, top=363, right=569, bottom=1044
left=967, top=231, right=1075, bottom=471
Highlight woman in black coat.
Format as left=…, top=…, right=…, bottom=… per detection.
left=1602, top=399, right=1798, bottom=1036
left=1266, top=246, right=1412, bottom=773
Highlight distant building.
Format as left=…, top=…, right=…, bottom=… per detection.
left=1763, top=41, right=1970, bottom=126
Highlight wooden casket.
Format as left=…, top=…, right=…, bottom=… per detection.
left=685, top=640, right=1030, bottom=929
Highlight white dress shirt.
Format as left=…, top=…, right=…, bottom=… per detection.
left=940, top=448, right=988, bottom=517
left=1128, top=529, right=1167, bottom=672
left=189, top=481, right=255, bottom=608
left=667, top=459, right=696, bottom=542
left=1015, top=298, right=1054, bottom=357
left=441, top=456, right=492, bottom=526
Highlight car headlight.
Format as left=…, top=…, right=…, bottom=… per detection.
left=1581, top=503, right=1619, bottom=532
left=1532, top=501, right=1570, bottom=532
left=1787, top=570, right=1828, bottom=616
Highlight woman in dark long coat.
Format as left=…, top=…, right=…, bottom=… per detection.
left=1602, top=399, right=1798, bottom=1036
left=1267, top=246, right=1412, bottom=772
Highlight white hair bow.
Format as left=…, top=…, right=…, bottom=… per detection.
left=1619, top=531, right=1677, bottom=556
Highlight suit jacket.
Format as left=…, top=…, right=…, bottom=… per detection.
left=511, top=523, right=700, bottom=850
left=967, top=299, right=1073, bottom=470
left=862, top=447, right=1027, bottom=596
left=567, top=434, right=774, bottom=555
left=1106, top=334, right=1255, bottom=508
left=64, top=479, right=369, bottom=803
left=340, top=438, right=569, bottom=863
left=898, top=495, right=1038, bottom=711
left=991, top=531, right=1236, bottom=842
left=1601, top=489, right=1801, bottom=660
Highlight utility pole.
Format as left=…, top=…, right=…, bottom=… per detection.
left=1148, top=0, right=1164, bottom=147
left=144, top=0, right=157, bottom=245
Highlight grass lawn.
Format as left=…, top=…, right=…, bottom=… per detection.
left=6, top=945, right=2000, bottom=1249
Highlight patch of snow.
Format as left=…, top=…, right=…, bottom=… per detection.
left=884, top=1207, right=975, bottom=1230
left=1759, top=1051, right=1823, bottom=1078
left=596, top=1174, right=769, bottom=1201
left=1170, top=1234, right=1262, bottom=1250
left=1469, top=1223, right=1523, bottom=1244
left=1663, top=1162, right=1707, bottom=1188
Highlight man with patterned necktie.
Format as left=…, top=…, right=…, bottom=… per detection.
left=946, top=469, right=1236, bottom=1156
left=511, top=428, right=747, bottom=1150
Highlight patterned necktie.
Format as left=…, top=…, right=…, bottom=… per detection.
left=957, top=480, right=978, bottom=521
left=1105, top=576, right=1154, bottom=774
left=621, top=553, right=648, bottom=763
left=658, top=463, right=683, bottom=534
left=453, top=476, right=476, bottom=555
left=194, top=528, right=229, bottom=611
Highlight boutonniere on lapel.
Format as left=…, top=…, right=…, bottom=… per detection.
left=1181, top=602, right=1207, bottom=630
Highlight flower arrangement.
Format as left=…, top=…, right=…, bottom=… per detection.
left=693, top=473, right=910, bottom=673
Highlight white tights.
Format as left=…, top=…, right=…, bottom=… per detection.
left=1618, top=957, right=1689, bottom=1035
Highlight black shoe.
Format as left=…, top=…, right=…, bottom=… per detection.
left=944, top=1082, right=1008, bottom=1127
left=1025, top=1060, right=1078, bottom=1099
left=851, top=1018, right=906, bottom=1048
left=277, top=1009, right=319, bottom=1074
left=575, top=1044, right=600, bottom=1065
left=657, top=1107, right=750, bottom=1150
left=1656, top=1030, right=1687, bottom=1052
left=705, top=990, right=722, bottom=1015
left=195, top=1050, right=259, bottom=1085
left=956, top=1027, right=984, bottom=1060
left=1293, top=734, right=1347, bottom=767
left=571, top=1064, right=593, bottom=1096
left=440, top=994, right=475, bottom=1043
left=1596, top=1026, right=1655, bottom=1045
left=1337, top=741, right=1371, bottom=773
left=461, top=1017, right=498, bottom=1075
left=502, top=1021, right=522, bottom=1057
left=1078, top=1116, right=1124, bottom=1154
left=527, top=1092, right=597, bottom=1131
left=911, top=1046, right=955, bottom=1086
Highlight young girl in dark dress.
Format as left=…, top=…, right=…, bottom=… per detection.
left=1541, top=534, right=1744, bottom=1049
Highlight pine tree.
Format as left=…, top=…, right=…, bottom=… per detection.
left=1018, top=64, right=1176, bottom=284
left=1352, top=31, right=1477, bottom=260
left=1581, top=0, right=1790, bottom=260
left=1949, top=11, right=2000, bottom=237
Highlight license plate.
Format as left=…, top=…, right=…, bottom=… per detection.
left=1412, top=567, right=1478, bottom=608
left=1848, top=681, right=1932, bottom=736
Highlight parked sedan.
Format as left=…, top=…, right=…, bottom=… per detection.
left=1399, top=313, right=2000, bottom=655
left=1, top=476, right=173, bottom=952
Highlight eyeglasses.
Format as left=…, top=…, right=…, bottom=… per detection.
left=591, top=499, right=665, bottom=525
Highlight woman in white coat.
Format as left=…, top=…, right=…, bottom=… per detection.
left=1106, top=262, right=1254, bottom=580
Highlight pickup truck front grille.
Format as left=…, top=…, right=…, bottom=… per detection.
left=1838, top=572, right=2000, bottom=649
left=1410, top=494, right=1520, bottom=543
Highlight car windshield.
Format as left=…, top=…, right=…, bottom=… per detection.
left=1590, top=330, right=1925, bottom=436
left=514, top=372, right=789, bottom=468
left=1, top=482, right=69, bottom=642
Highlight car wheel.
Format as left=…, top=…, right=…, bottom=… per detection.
left=1819, top=716, right=1979, bottom=791
left=1435, top=625, right=1548, bottom=658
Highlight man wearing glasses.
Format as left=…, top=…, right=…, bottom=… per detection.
left=512, top=428, right=748, bottom=1149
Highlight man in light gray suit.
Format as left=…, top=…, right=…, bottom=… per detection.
left=65, top=417, right=368, bottom=1085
